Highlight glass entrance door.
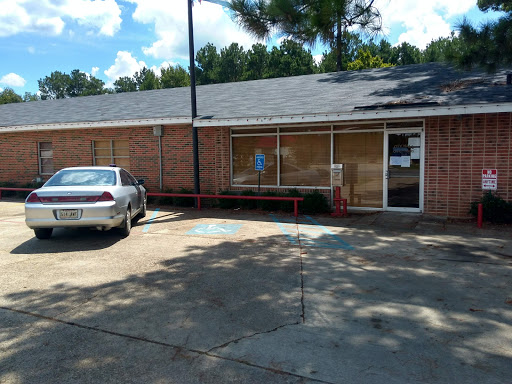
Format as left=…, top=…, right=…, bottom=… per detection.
left=385, top=132, right=423, bottom=211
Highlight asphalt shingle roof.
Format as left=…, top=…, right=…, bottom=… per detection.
left=1, top=62, right=511, bottom=128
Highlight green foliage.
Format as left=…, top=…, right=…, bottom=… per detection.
left=240, top=190, right=257, bottom=209
left=302, top=190, right=329, bottom=214
left=218, top=190, right=239, bottom=209
left=218, top=43, right=247, bottom=83
left=160, top=65, right=190, bottom=88
left=266, top=40, right=316, bottom=78
left=114, top=76, right=138, bottom=93
left=0, top=181, right=43, bottom=199
left=452, top=1, right=512, bottom=71
left=477, top=0, right=512, bottom=12
left=0, top=88, right=23, bottom=104
left=260, top=191, right=281, bottom=211
left=228, top=0, right=383, bottom=71
left=174, top=188, right=195, bottom=207
left=38, top=69, right=106, bottom=99
left=347, top=49, right=393, bottom=70
left=134, top=67, right=160, bottom=91
left=470, top=191, right=512, bottom=223
left=196, top=42, right=220, bottom=85
left=280, top=189, right=303, bottom=212
left=158, top=188, right=175, bottom=206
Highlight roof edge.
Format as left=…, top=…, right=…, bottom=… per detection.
left=193, top=103, right=512, bottom=127
left=0, top=117, right=191, bottom=133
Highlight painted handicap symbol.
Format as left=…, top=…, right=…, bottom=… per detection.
left=187, top=224, right=242, bottom=235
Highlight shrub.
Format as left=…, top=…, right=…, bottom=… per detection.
left=470, top=191, right=512, bottom=223
left=158, top=188, right=174, bottom=206
left=303, top=190, right=329, bottom=214
left=218, top=190, right=239, bottom=209
left=240, top=190, right=257, bottom=209
left=260, top=191, right=282, bottom=211
left=174, top=188, right=195, bottom=207
left=280, top=189, right=303, bottom=212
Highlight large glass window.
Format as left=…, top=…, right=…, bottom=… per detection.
left=232, top=136, right=277, bottom=185
left=334, top=132, right=384, bottom=208
left=93, top=140, right=130, bottom=170
left=280, top=134, right=330, bottom=186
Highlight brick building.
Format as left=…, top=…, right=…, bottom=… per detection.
left=1, top=63, right=511, bottom=217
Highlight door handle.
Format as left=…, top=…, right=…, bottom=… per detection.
left=385, top=170, right=390, bottom=179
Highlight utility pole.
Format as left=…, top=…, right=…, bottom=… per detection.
left=188, top=0, right=200, bottom=196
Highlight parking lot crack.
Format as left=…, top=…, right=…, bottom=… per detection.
left=0, top=307, right=331, bottom=383
left=206, top=321, right=300, bottom=353
left=55, top=294, right=99, bottom=316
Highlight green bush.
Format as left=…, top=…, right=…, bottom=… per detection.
left=240, top=190, right=257, bottom=209
left=260, top=191, right=282, bottom=211
left=174, top=188, right=195, bottom=207
left=470, top=191, right=512, bottom=223
left=303, top=190, right=329, bottom=214
left=158, top=188, right=174, bottom=206
left=0, top=181, right=43, bottom=199
left=218, top=190, right=239, bottom=209
left=280, top=189, right=303, bottom=212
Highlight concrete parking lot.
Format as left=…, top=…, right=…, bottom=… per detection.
left=0, top=200, right=511, bottom=384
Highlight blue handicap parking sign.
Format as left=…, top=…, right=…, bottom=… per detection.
left=255, top=154, right=265, bottom=171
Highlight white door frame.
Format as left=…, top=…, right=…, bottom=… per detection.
left=383, top=129, right=425, bottom=213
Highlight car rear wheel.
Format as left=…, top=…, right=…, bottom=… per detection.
left=34, top=228, right=53, bottom=240
left=120, top=207, right=131, bottom=237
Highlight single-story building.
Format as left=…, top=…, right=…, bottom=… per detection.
left=1, top=62, right=511, bottom=217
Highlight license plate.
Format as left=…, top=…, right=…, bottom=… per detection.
left=59, top=209, right=79, bottom=220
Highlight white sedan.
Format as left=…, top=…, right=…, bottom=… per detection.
left=25, top=166, right=147, bottom=239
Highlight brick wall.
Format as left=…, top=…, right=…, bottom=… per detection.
left=0, top=125, right=231, bottom=195
left=424, top=113, right=512, bottom=218
left=2, top=112, right=510, bottom=219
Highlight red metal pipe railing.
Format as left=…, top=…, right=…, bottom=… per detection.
left=148, top=193, right=304, bottom=217
left=0, top=187, right=35, bottom=200
left=0, top=188, right=305, bottom=217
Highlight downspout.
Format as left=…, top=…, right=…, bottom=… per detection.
left=159, top=135, right=163, bottom=191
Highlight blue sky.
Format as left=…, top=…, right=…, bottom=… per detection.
left=0, top=0, right=505, bottom=95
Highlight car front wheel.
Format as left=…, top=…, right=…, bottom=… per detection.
left=34, top=228, right=53, bottom=240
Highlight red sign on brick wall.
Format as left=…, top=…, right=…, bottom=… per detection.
left=482, top=169, right=498, bottom=190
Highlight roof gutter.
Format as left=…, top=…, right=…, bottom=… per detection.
left=0, top=117, right=191, bottom=133
left=192, top=103, right=512, bottom=127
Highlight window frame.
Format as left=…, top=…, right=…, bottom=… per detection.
left=38, top=142, right=54, bottom=175
left=92, top=139, right=130, bottom=170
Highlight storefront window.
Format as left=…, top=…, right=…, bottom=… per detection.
left=232, top=136, right=277, bottom=185
left=334, top=132, right=384, bottom=208
left=280, top=134, right=330, bottom=186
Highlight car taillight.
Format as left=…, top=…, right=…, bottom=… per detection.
left=26, top=192, right=41, bottom=203
left=97, top=192, right=114, bottom=201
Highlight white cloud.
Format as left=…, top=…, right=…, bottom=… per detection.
left=0, top=73, right=26, bottom=87
left=313, top=54, right=323, bottom=65
left=104, top=51, right=147, bottom=87
left=91, top=66, right=100, bottom=76
left=375, top=0, right=476, bottom=48
left=126, top=0, right=259, bottom=61
left=0, top=0, right=122, bottom=37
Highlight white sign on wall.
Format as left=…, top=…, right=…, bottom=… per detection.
left=482, top=169, right=498, bottom=190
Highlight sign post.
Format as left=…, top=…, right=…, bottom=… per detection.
left=482, top=169, right=498, bottom=190
left=255, top=154, right=265, bottom=196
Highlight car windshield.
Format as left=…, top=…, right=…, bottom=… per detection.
left=45, top=170, right=116, bottom=187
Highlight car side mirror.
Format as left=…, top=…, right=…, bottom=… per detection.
left=137, top=179, right=145, bottom=185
